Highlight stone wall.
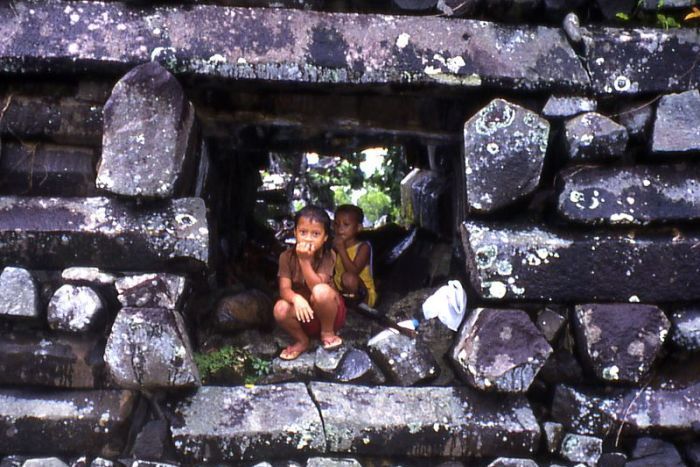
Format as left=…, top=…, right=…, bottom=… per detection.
left=0, top=0, right=699, bottom=466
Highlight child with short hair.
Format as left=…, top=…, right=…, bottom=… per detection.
left=274, top=205, right=345, bottom=360
left=332, top=204, right=377, bottom=307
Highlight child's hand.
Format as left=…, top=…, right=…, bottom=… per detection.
left=295, top=241, right=316, bottom=259
left=292, top=295, right=314, bottom=322
left=332, top=236, right=345, bottom=252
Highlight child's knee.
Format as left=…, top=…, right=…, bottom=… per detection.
left=341, top=271, right=359, bottom=291
left=310, top=283, right=336, bottom=305
left=273, top=300, right=292, bottom=322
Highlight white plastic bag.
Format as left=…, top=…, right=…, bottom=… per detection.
left=422, top=280, right=467, bottom=331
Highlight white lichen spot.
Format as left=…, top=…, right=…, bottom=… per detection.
left=642, top=179, right=651, bottom=187
left=610, top=213, right=635, bottom=224
left=208, top=54, right=227, bottom=65
left=116, top=23, right=127, bottom=31
left=486, top=281, right=507, bottom=299
left=628, top=340, right=645, bottom=357
left=486, top=142, right=499, bottom=155
left=396, top=33, right=410, bottom=49
left=70, top=13, right=80, bottom=24
left=626, top=197, right=635, bottom=205
left=628, top=295, right=640, bottom=303
left=602, top=365, right=619, bottom=380
left=613, top=75, right=631, bottom=92
left=67, top=43, right=80, bottom=54
left=446, top=56, right=465, bottom=74
left=569, top=190, right=584, bottom=204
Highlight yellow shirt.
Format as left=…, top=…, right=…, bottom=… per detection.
left=334, top=241, right=377, bottom=307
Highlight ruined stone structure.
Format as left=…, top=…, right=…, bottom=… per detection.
left=1, top=0, right=700, bottom=466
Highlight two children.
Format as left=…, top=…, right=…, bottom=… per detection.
left=273, top=204, right=375, bottom=360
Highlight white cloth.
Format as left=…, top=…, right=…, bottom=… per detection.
left=422, top=280, right=467, bottom=331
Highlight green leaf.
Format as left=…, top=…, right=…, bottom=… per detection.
left=616, top=12, right=631, bottom=20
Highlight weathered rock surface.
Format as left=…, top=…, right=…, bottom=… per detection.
left=97, top=62, right=197, bottom=198
left=542, top=95, right=596, bottom=119
left=47, top=285, right=105, bottom=333
left=557, top=164, right=700, bottom=225
left=214, top=289, right=274, bottom=331
left=651, top=90, right=700, bottom=155
left=310, top=382, right=540, bottom=457
left=0, top=197, right=209, bottom=271
left=584, top=26, right=700, bottom=95
left=0, top=142, right=97, bottom=197
left=115, top=273, right=188, bottom=310
left=267, top=352, right=316, bottom=383
left=436, top=0, right=479, bottom=16
left=641, top=0, right=697, bottom=10
left=670, top=308, right=700, bottom=352
left=616, top=100, right=653, bottom=142
left=536, top=307, right=566, bottom=343
left=538, top=350, right=586, bottom=386
left=333, top=348, right=384, bottom=384
left=451, top=308, right=552, bottom=393
left=169, top=384, right=325, bottom=463
left=597, top=452, right=627, bottom=467
left=0, top=389, right=134, bottom=456
left=21, top=458, right=68, bottom=467
left=367, top=329, right=439, bottom=386
left=0, top=332, right=103, bottom=388
left=552, top=383, right=700, bottom=436
left=564, top=112, right=628, bottom=162
left=573, top=303, right=670, bottom=384
left=314, top=345, right=348, bottom=377
left=486, top=458, right=538, bottom=467
left=306, top=458, right=362, bottom=467
left=464, top=99, right=549, bottom=213
left=61, top=267, right=116, bottom=286
left=543, top=421, right=563, bottom=454
left=132, top=420, right=169, bottom=462
left=0, top=267, right=40, bottom=320
left=0, top=2, right=589, bottom=92
left=417, top=317, right=457, bottom=386
left=627, top=437, right=685, bottom=467
left=559, top=433, right=602, bottom=465
left=105, top=307, right=200, bottom=390
left=461, top=221, right=700, bottom=302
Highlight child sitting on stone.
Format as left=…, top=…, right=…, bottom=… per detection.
left=332, top=204, right=377, bottom=307
left=274, top=205, right=345, bottom=360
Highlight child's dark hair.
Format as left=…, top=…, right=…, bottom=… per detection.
left=335, top=204, right=364, bottom=225
left=294, top=204, right=332, bottom=251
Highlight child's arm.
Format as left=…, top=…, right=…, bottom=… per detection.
left=279, top=276, right=314, bottom=323
left=335, top=242, right=370, bottom=274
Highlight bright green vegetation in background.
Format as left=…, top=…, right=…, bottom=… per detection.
left=194, top=346, right=271, bottom=385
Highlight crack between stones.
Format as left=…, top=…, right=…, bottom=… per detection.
left=304, top=382, right=329, bottom=454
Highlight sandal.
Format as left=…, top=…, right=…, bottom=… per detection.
left=321, top=335, right=343, bottom=351
left=279, top=343, right=308, bottom=361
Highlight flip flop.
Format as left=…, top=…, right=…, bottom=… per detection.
left=279, top=344, right=308, bottom=361
left=321, top=335, right=343, bottom=351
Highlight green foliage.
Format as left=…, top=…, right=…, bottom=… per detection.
left=619, top=0, right=688, bottom=28
left=194, top=346, right=271, bottom=385
left=616, top=12, right=631, bottom=20
left=656, top=13, right=681, bottom=28
left=358, top=188, right=399, bottom=225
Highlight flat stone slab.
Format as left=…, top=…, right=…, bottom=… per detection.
left=552, top=383, right=700, bottom=436
left=310, top=382, right=540, bottom=458
left=169, top=384, right=325, bottom=463
left=0, top=197, right=208, bottom=271
left=558, top=164, right=700, bottom=225
left=0, top=2, right=588, bottom=92
left=461, top=221, right=700, bottom=302
left=651, top=90, right=700, bottom=155
left=584, top=26, right=700, bottom=95
left=0, top=389, right=134, bottom=456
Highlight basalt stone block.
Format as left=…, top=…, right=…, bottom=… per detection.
left=464, top=99, right=549, bottom=213
left=169, top=384, right=325, bottom=463
left=559, top=433, right=602, bottom=465
left=393, top=0, right=438, bottom=11
left=48, top=285, right=105, bottom=333
left=670, top=308, right=700, bottom=352
left=585, top=26, right=700, bottom=95
left=651, top=90, right=700, bottom=155
left=115, top=273, right=188, bottom=310
left=542, top=96, right=596, bottom=119
left=641, top=0, right=696, bottom=10
left=536, top=307, right=566, bottom=343
left=417, top=317, right=457, bottom=386
left=309, top=382, right=540, bottom=457
left=552, top=383, right=700, bottom=436
left=543, top=421, right=564, bottom=453
left=0, top=197, right=209, bottom=272
left=0, top=2, right=589, bottom=92
left=213, top=289, right=274, bottom=331
left=0, top=95, right=102, bottom=146
left=451, top=308, right=552, bottom=393
left=598, top=452, right=627, bottom=467
left=367, top=329, right=439, bottom=386
left=97, top=62, right=197, bottom=198
left=486, top=458, right=538, bottom=467
left=627, top=437, right=684, bottom=467
left=306, top=458, right=362, bottom=467
left=267, top=352, right=317, bottom=383
left=314, top=345, right=348, bottom=378
left=436, top=0, right=480, bottom=16
left=21, top=458, right=68, bottom=467
left=538, top=350, right=586, bottom=386
left=0, top=142, right=98, bottom=196
left=334, top=348, right=384, bottom=384
left=0, top=267, right=40, bottom=320
left=564, top=112, right=628, bottom=162
left=573, top=304, right=670, bottom=384
left=0, top=332, right=103, bottom=388
left=105, top=307, right=200, bottom=390
left=616, top=101, right=653, bottom=142
left=62, top=267, right=116, bottom=287
left=461, top=221, right=700, bottom=302
left=0, top=389, right=134, bottom=456
left=557, top=164, right=700, bottom=225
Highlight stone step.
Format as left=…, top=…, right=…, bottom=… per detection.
left=0, top=389, right=135, bottom=457
left=0, top=142, right=98, bottom=197
left=557, top=164, right=700, bottom=225
left=0, top=332, right=104, bottom=388
left=461, top=221, right=700, bottom=302
left=0, top=196, right=208, bottom=272
left=0, top=2, right=587, bottom=93
left=309, top=382, right=540, bottom=458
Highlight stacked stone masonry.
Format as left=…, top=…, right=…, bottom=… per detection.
left=0, top=0, right=700, bottom=466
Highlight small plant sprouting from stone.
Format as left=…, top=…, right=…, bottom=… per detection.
left=194, top=346, right=271, bottom=385
left=615, top=0, right=691, bottom=28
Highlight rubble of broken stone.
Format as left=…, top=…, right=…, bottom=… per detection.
left=1, top=3, right=700, bottom=467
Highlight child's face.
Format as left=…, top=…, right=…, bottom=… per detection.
left=333, top=212, right=360, bottom=242
left=295, top=216, right=328, bottom=253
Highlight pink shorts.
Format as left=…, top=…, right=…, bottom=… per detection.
left=301, top=295, right=346, bottom=336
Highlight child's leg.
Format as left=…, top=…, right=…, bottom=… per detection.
left=273, top=299, right=309, bottom=358
left=310, top=284, right=343, bottom=347
left=340, top=271, right=368, bottom=305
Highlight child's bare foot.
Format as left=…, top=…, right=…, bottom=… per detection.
left=321, top=333, right=343, bottom=351
left=279, top=341, right=309, bottom=360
